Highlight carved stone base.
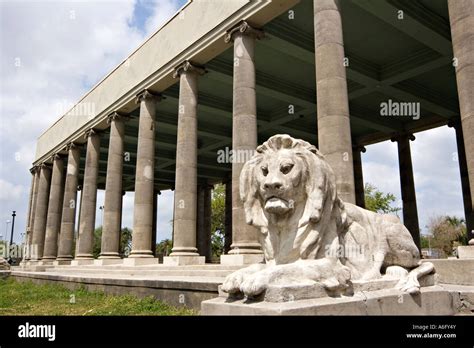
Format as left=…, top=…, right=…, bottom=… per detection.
left=93, top=259, right=123, bottom=266
left=122, top=257, right=159, bottom=266
left=457, top=245, right=474, bottom=259
left=70, top=259, right=95, bottom=266
left=220, top=254, right=264, bottom=266
left=163, top=256, right=205, bottom=266
left=202, top=285, right=467, bottom=315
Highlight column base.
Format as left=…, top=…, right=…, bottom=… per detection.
left=163, top=255, right=205, bottom=266
left=71, top=259, right=95, bottom=266
left=94, top=259, right=123, bottom=266
left=122, top=258, right=159, bottom=266
left=37, top=260, right=55, bottom=266
left=457, top=245, right=474, bottom=259
left=220, top=253, right=264, bottom=265
left=53, top=260, right=72, bottom=266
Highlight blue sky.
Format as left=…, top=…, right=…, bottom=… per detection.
left=0, top=0, right=466, bottom=246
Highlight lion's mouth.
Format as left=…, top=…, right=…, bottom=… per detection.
left=266, top=196, right=287, bottom=204
left=264, top=196, right=290, bottom=215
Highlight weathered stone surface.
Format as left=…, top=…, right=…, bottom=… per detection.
left=457, top=245, right=474, bottom=259
left=423, top=259, right=474, bottom=285
left=221, top=135, right=435, bottom=304
left=163, top=255, right=205, bottom=266
left=202, top=286, right=460, bottom=315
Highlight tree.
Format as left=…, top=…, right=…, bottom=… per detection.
left=93, top=226, right=133, bottom=258
left=426, top=215, right=466, bottom=257
left=364, top=183, right=401, bottom=215
left=210, top=184, right=226, bottom=258
left=156, top=239, right=172, bottom=256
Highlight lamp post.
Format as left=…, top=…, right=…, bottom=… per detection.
left=9, top=211, right=16, bottom=246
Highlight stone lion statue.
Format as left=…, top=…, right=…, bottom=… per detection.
left=222, top=134, right=434, bottom=298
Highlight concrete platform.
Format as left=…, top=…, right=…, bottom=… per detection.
left=201, top=284, right=474, bottom=315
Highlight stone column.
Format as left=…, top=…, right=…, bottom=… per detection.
left=314, top=0, right=356, bottom=204
left=73, top=129, right=100, bottom=264
left=224, top=179, right=232, bottom=254
left=75, top=185, right=83, bottom=257
left=151, top=190, right=159, bottom=257
left=127, top=90, right=161, bottom=266
left=221, top=21, right=264, bottom=265
left=24, top=167, right=39, bottom=262
left=197, top=184, right=212, bottom=263
left=448, top=0, right=474, bottom=249
left=56, top=143, right=81, bottom=264
left=98, top=112, right=127, bottom=264
left=392, top=134, right=420, bottom=250
left=42, top=155, right=65, bottom=262
left=353, top=146, right=366, bottom=208
left=165, top=61, right=206, bottom=266
left=30, top=164, right=52, bottom=261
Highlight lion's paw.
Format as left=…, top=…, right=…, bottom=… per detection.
left=240, top=272, right=270, bottom=298
left=221, top=271, right=246, bottom=294
left=395, top=274, right=420, bottom=294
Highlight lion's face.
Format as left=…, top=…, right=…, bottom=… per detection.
left=256, top=149, right=306, bottom=216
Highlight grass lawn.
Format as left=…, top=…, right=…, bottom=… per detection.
left=0, top=278, right=196, bottom=316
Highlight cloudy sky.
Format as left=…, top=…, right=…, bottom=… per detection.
left=0, top=0, right=466, bottom=245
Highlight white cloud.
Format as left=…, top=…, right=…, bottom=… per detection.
left=0, top=0, right=182, bottom=243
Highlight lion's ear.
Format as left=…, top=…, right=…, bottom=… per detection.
left=239, top=158, right=266, bottom=227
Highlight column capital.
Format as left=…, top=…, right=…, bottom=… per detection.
left=29, top=165, right=39, bottom=174
left=38, top=162, right=52, bottom=170
left=84, top=128, right=99, bottom=139
left=173, top=60, right=206, bottom=79
left=447, top=118, right=462, bottom=129
left=107, top=111, right=130, bottom=125
left=135, top=89, right=162, bottom=104
left=65, top=142, right=79, bottom=151
left=391, top=133, right=415, bottom=143
left=77, top=185, right=83, bottom=191
left=224, top=20, right=264, bottom=43
left=352, top=145, right=366, bottom=153
left=50, top=153, right=66, bottom=162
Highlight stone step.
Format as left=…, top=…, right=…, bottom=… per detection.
left=49, top=264, right=243, bottom=271
left=43, top=268, right=234, bottom=278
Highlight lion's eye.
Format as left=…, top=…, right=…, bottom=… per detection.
left=280, top=163, right=294, bottom=175
left=261, top=166, right=268, bottom=176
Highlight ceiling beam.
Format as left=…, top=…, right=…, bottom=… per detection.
left=352, top=0, right=452, bottom=56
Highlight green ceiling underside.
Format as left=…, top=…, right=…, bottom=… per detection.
left=78, top=0, right=460, bottom=192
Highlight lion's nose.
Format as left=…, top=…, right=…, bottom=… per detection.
left=264, top=181, right=282, bottom=190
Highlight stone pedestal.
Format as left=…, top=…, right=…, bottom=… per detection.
left=70, top=259, right=95, bottom=266
left=220, top=253, right=264, bottom=266
left=457, top=246, right=474, bottom=259
left=163, top=255, right=205, bottom=266
left=52, top=260, right=72, bottom=266
left=122, top=257, right=159, bottom=266
left=94, top=258, right=123, bottom=266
